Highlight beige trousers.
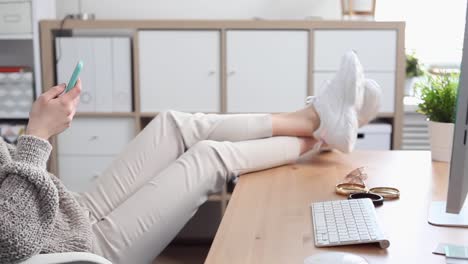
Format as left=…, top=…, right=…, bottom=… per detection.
left=78, top=111, right=302, bottom=264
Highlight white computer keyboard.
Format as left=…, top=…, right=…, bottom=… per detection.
left=311, top=198, right=390, bottom=249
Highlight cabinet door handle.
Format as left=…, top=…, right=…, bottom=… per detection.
left=4, top=15, right=21, bottom=23
left=92, top=172, right=100, bottom=180
left=81, top=92, right=93, bottom=104
left=89, top=135, right=99, bottom=141
left=228, top=71, right=236, bottom=76
left=208, top=71, right=216, bottom=76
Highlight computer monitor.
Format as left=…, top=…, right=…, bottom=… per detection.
left=428, top=3, right=468, bottom=227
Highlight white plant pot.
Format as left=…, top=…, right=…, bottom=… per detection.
left=428, top=121, right=454, bottom=162
left=405, top=77, right=422, bottom=96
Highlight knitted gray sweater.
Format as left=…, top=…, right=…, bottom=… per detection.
left=0, top=135, right=93, bottom=263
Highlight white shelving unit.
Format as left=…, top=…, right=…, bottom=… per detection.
left=31, top=0, right=56, bottom=97
left=0, top=0, right=55, bottom=144
left=0, top=0, right=56, bottom=101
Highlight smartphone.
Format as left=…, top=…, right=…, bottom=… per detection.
left=65, top=60, right=83, bottom=93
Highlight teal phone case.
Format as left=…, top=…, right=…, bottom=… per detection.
left=65, top=60, right=83, bottom=93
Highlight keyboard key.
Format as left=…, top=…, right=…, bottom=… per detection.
left=341, top=237, right=360, bottom=242
left=360, top=235, right=371, bottom=241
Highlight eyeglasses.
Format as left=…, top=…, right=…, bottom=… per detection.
left=335, top=167, right=400, bottom=206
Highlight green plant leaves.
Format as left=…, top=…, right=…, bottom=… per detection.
left=415, top=73, right=458, bottom=123
left=406, top=53, right=424, bottom=78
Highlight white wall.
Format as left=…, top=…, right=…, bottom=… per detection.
left=376, top=0, right=467, bottom=66
left=56, top=0, right=341, bottom=20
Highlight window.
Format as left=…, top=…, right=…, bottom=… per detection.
left=376, top=0, right=467, bottom=67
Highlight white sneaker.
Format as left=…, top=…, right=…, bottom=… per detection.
left=306, top=79, right=381, bottom=127
left=358, top=79, right=381, bottom=126
left=305, top=79, right=381, bottom=154
left=309, top=51, right=365, bottom=153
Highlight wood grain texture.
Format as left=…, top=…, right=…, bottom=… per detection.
left=133, top=30, right=141, bottom=115
left=40, top=21, right=59, bottom=174
left=206, top=151, right=464, bottom=264
left=220, top=29, right=227, bottom=114
left=308, top=29, right=314, bottom=96
left=40, top=20, right=405, bottom=30
left=393, top=23, right=406, bottom=149
left=132, top=31, right=143, bottom=133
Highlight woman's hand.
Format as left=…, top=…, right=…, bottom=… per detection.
left=26, top=79, right=82, bottom=140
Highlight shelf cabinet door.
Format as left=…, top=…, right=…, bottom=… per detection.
left=58, top=155, right=114, bottom=192
left=138, top=30, right=221, bottom=113
left=314, top=30, right=397, bottom=72
left=313, top=29, right=398, bottom=114
left=58, top=117, right=135, bottom=156
left=314, top=72, right=395, bottom=113
left=57, top=117, right=136, bottom=192
left=226, top=30, right=308, bottom=113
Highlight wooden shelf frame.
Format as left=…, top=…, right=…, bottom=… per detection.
left=40, top=19, right=406, bottom=214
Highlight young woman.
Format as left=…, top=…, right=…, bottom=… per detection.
left=0, top=51, right=380, bottom=264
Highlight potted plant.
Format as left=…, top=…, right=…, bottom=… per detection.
left=405, top=53, right=424, bottom=96
left=415, top=72, right=459, bottom=162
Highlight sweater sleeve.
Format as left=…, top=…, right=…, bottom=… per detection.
left=4, top=139, right=17, bottom=156
left=0, top=135, right=58, bottom=263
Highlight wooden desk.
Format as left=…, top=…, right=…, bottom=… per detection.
left=205, top=151, right=468, bottom=264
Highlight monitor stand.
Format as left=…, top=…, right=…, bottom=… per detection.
left=428, top=201, right=468, bottom=227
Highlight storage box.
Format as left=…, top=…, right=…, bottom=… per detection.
left=0, top=1, right=32, bottom=34
left=0, top=123, right=26, bottom=144
left=355, top=123, right=392, bottom=150
left=0, top=67, right=34, bottom=118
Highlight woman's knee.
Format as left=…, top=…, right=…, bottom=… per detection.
left=184, top=140, right=233, bottom=190
left=144, top=110, right=183, bottom=132
left=187, top=140, right=233, bottom=173
left=155, top=110, right=176, bottom=122
left=189, top=140, right=228, bottom=156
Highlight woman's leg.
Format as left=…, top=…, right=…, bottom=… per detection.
left=86, top=51, right=377, bottom=262
left=79, top=109, right=319, bottom=223
left=91, top=136, right=312, bottom=264
left=79, top=50, right=371, bottom=223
